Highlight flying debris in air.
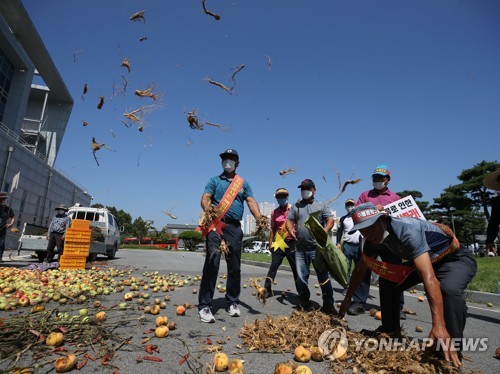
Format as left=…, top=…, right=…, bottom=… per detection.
left=279, top=168, right=296, bottom=176
left=162, top=209, right=178, bottom=220
left=97, top=96, right=105, bottom=110
left=91, top=137, right=115, bottom=166
left=73, top=49, right=85, bottom=63
left=205, top=121, right=230, bottom=132
left=325, top=174, right=362, bottom=205
left=121, top=58, right=131, bottom=73
left=187, top=110, right=203, bottom=130
left=229, top=64, right=245, bottom=90
left=122, top=105, right=159, bottom=131
left=135, top=83, right=162, bottom=100
left=341, top=179, right=361, bottom=193
left=265, top=54, right=272, bottom=71
left=130, top=10, right=146, bottom=22
left=82, top=120, right=88, bottom=127
left=139, top=36, right=148, bottom=42
left=202, top=0, right=221, bottom=20
left=204, top=78, right=232, bottom=94
left=322, top=175, right=327, bottom=183
left=81, top=83, right=88, bottom=100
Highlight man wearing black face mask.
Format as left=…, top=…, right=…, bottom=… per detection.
left=264, top=188, right=299, bottom=297
left=197, top=149, right=265, bottom=323
left=286, top=179, right=337, bottom=315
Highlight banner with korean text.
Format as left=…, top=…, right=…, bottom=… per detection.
left=383, top=195, right=426, bottom=220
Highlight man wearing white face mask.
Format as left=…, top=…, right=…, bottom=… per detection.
left=197, top=148, right=265, bottom=323
left=347, top=164, right=406, bottom=319
left=286, top=179, right=337, bottom=315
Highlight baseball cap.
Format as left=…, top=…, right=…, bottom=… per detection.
left=372, top=164, right=390, bottom=178
left=55, top=204, right=69, bottom=211
left=297, top=179, right=315, bottom=188
left=274, top=188, right=289, bottom=197
left=348, top=202, right=383, bottom=234
left=219, top=148, right=239, bottom=160
left=345, top=199, right=356, bottom=205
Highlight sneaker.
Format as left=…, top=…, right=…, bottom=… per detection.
left=400, top=310, right=407, bottom=320
left=198, top=307, right=215, bottom=323
left=321, top=302, right=338, bottom=316
left=347, top=302, right=365, bottom=315
left=228, top=304, right=241, bottom=317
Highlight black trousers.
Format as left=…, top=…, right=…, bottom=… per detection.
left=198, top=223, right=243, bottom=310
left=264, top=241, right=299, bottom=293
left=46, top=232, right=65, bottom=261
left=379, top=246, right=477, bottom=353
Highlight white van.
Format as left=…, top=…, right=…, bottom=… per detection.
left=68, top=204, right=122, bottom=260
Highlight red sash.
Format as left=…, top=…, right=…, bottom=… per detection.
left=197, top=175, right=244, bottom=237
left=362, top=223, right=460, bottom=286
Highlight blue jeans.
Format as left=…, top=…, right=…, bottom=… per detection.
left=343, top=242, right=360, bottom=277
left=295, top=249, right=334, bottom=304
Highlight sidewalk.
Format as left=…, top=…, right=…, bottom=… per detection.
left=241, top=259, right=500, bottom=307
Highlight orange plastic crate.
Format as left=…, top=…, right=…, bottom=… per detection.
left=63, top=243, right=90, bottom=256
left=71, top=219, right=90, bottom=230
left=59, top=255, right=87, bottom=270
left=65, top=230, right=92, bottom=243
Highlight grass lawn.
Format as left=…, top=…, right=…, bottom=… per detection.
left=467, top=256, right=500, bottom=293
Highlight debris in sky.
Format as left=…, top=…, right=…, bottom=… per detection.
left=130, top=10, right=146, bottom=22
left=205, top=121, right=230, bottom=132
left=186, top=138, right=193, bottom=146
left=187, top=110, right=203, bottom=130
left=162, top=209, right=178, bottom=220
left=121, top=58, right=131, bottom=73
left=97, top=96, right=105, bottom=110
left=110, top=129, right=116, bottom=138
left=322, top=175, right=327, bottom=183
left=202, top=0, right=221, bottom=20
left=326, top=174, right=361, bottom=205
left=265, top=54, right=272, bottom=71
left=81, top=83, right=88, bottom=100
left=91, top=137, right=115, bottom=166
left=279, top=168, right=296, bottom=176
left=139, top=36, right=148, bottom=42
left=123, top=105, right=158, bottom=129
left=73, top=49, right=85, bottom=63
left=82, top=120, right=88, bottom=127
left=230, top=64, right=245, bottom=90
left=341, top=178, right=361, bottom=193
left=204, top=78, right=232, bottom=93
left=110, top=75, right=128, bottom=99
left=135, top=83, right=162, bottom=100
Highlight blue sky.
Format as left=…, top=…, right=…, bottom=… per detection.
left=22, top=0, right=500, bottom=229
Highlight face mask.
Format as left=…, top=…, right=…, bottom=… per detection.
left=379, top=221, right=390, bottom=243
left=276, top=198, right=288, bottom=207
left=222, top=159, right=236, bottom=173
left=346, top=206, right=354, bottom=213
left=373, top=181, right=385, bottom=190
left=301, top=190, right=313, bottom=200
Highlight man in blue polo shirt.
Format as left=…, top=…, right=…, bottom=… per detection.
left=198, top=148, right=265, bottom=323
left=339, top=202, right=477, bottom=369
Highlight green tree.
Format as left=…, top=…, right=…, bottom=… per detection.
left=178, top=230, right=203, bottom=251
left=132, top=217, right=155, bottom=243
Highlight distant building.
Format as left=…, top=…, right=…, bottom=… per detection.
left=164, top=224, right=199, bottom=236
left=0, top=0, right=90, bottom=250
left=244, top=202, right=275, bottom=235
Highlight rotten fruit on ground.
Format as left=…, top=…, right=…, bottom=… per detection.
left=213, top=352, right=229, bottom=372
left=156, top=315, right=168, bottom=326
left=293, top=345, right=311, bottom=362
left=46, top=332, right=63, bottom=347
left=95, top=311, right=106, bottom=322
left=274, top=361, right=293, bottom=374
left=310, top=346, right=324, bottom=361
left=167, top=321, right=177, bottom=330
left=176, top=305, right=186, bottom=315
left=294, top=365, right=313, bottom=374
left=375, top=311, right=382, bottom=320
left=150, top=305, right=161, bottom=315
left=415, top=326, right=424, bottom=332
left=55, top=353, right=77, bottom=372
left=418, top=295, right=425, bottom=302
left=369, top=308, right=378, bottom=317
left=227, top=358, right=244, bottom=373
left=155, top=325, right=169, bottom=338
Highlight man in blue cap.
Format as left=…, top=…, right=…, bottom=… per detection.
left=197, top=148, right=266, bottom=323
left=339, top=202, right=476, bottom=369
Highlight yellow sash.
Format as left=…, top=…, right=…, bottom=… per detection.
left=197, top=175, right=244, bottom=237
left=363, top=223, right=460, bottom=286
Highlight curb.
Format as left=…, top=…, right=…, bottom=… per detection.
left=241, top=260, right=500, bottom=307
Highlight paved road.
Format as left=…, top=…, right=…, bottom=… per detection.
left=2, top=249, right=499, bottom=373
